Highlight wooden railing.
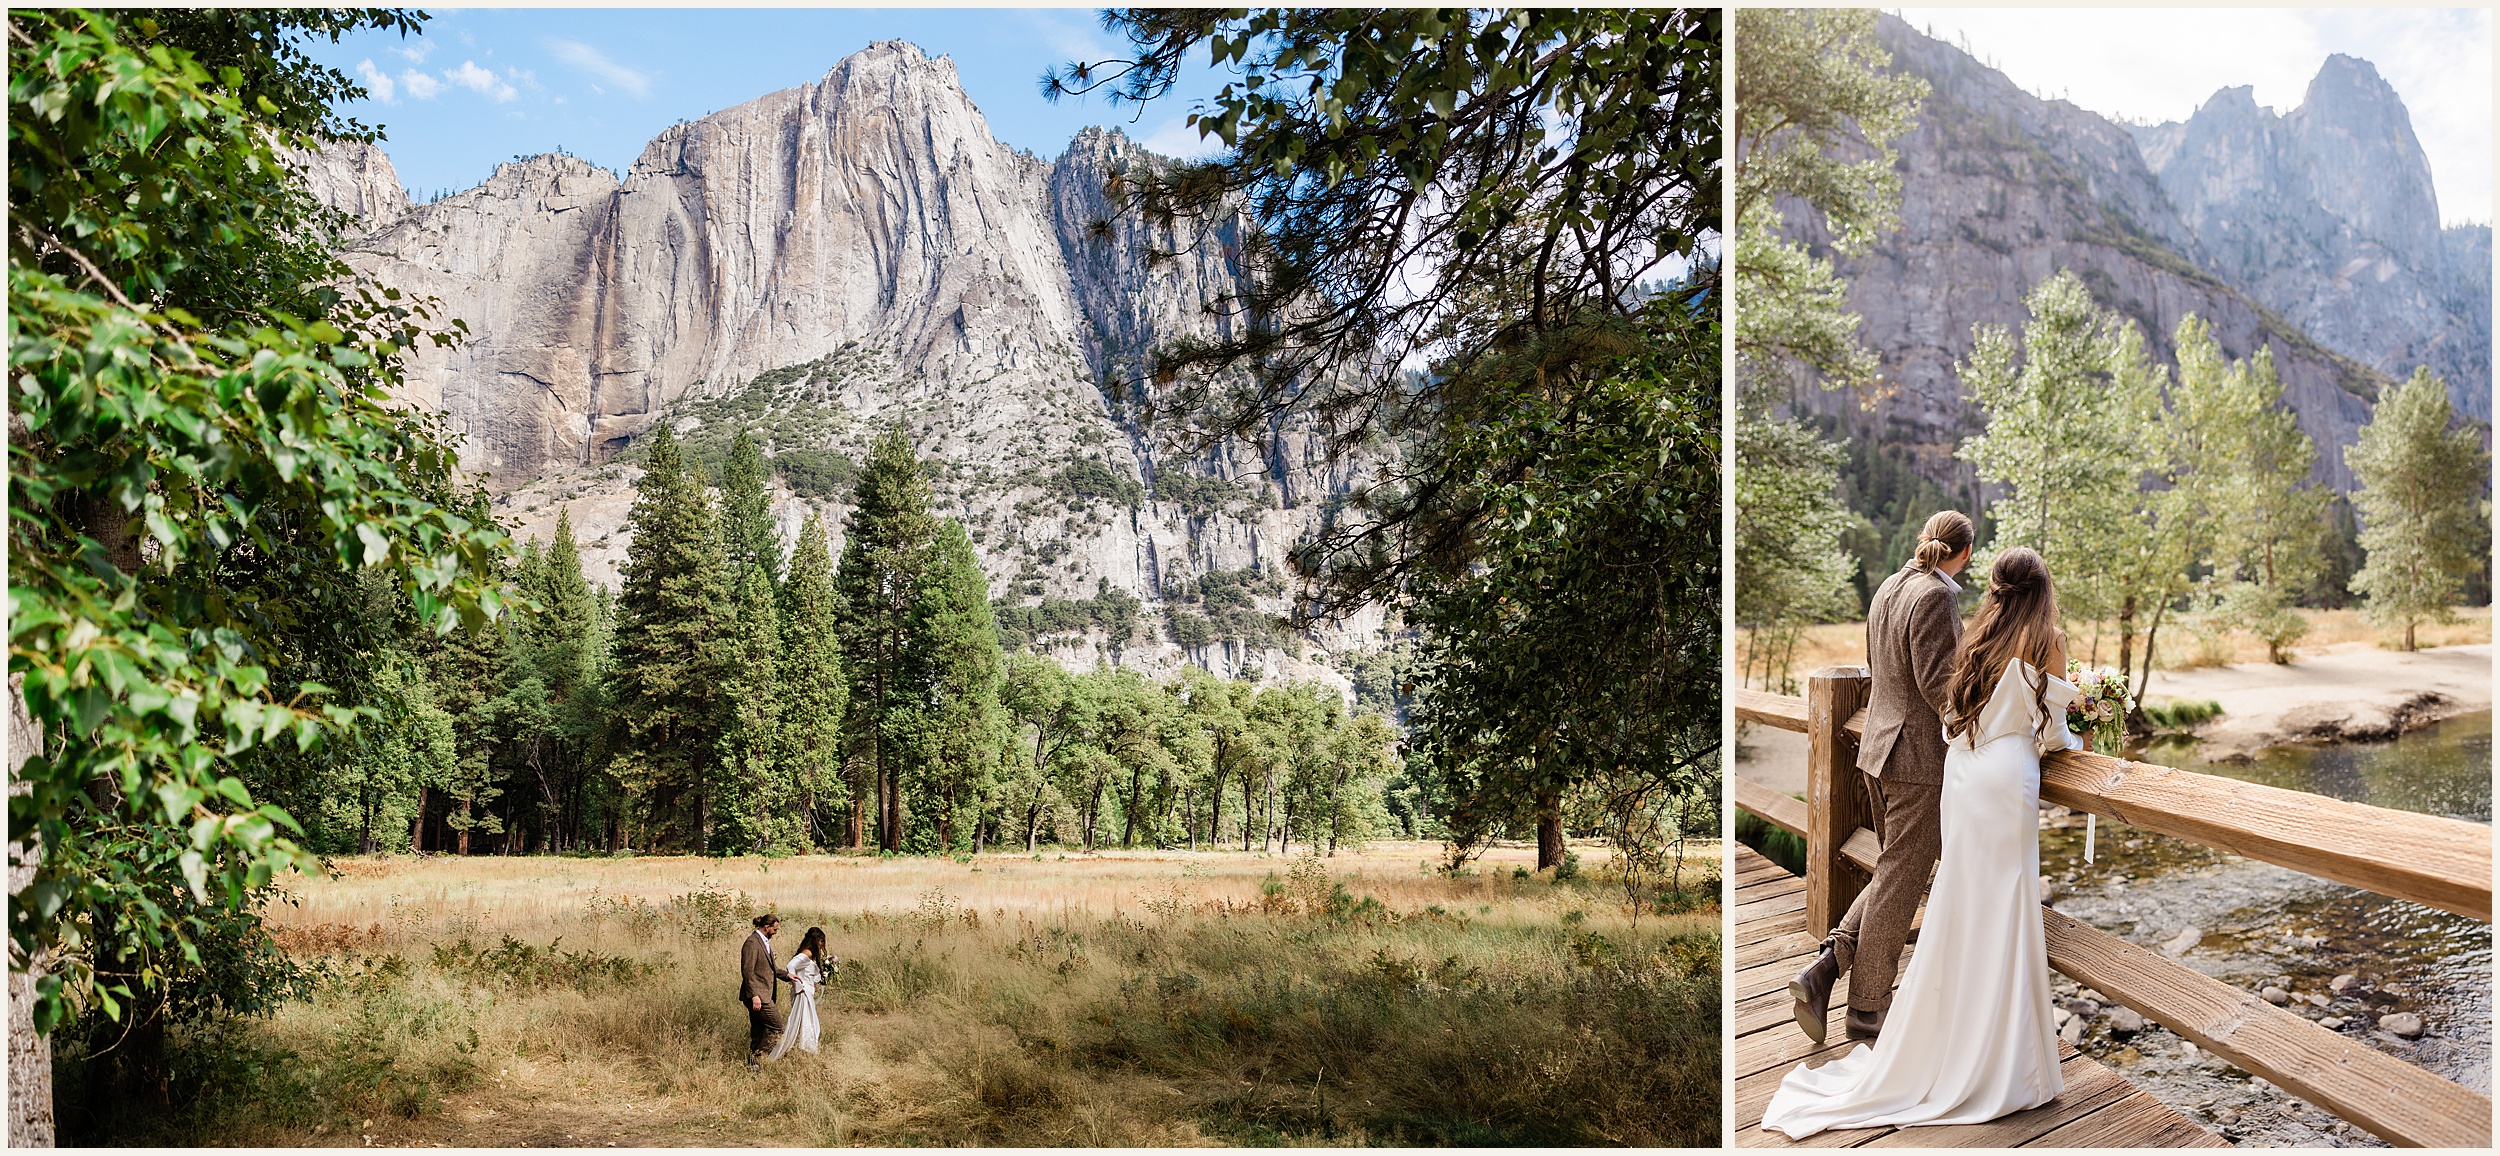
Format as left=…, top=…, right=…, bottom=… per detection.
left=1734, top=666, right=2494, bottom=1149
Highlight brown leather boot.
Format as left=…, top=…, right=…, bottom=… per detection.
left=1788, top=941, right=1842, bottom=1045
left=1844, top=1006, right=1885, bottom=1040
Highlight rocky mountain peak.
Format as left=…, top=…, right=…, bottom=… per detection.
left=303, top=38, right=1380, bottom=687
left=2139, top=50, right=2480, bottom=417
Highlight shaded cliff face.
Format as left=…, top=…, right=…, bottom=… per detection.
left=315, top=40, right=1382, bottom=687
left=1787, top=16, right=2421, bottom=497
left=2136, top=55, right=2490, bottom=419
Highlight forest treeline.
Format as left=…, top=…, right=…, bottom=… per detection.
left=325, top=424, right=1411, bottom=859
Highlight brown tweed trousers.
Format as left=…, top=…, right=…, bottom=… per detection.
left=1829, top=562, right=1963, bottom=1014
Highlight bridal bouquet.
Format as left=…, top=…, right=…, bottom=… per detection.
left=2064, top=662, right=2132, bottom=755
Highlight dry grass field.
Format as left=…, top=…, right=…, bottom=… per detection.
left=79, top=841, right=1721, bottom=1147
left=1737, top=605, right=2492, bottom=690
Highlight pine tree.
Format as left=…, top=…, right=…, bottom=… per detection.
left=721, top=427, right=783, bottom=584
left=422, top=593, right=510, bottom=855
left=2348, top=368, right=2489, bottom=650
left=718, top=563, right=785, bottom=852
left=837, top=427, right=939, bottom=851
left=777, top=512, right=848, bottom=849
left=610, top=423, right=736, bottom=851
left=906, top=520, right=1007, bottom=853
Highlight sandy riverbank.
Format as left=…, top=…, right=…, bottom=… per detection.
left=2147, top=642, right=2491, bottom=761
left=1735, top=642, right=2492, bottom=788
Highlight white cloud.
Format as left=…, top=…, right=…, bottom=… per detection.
left=548, top=39, right=652, bottom=99
left=355, top=58, right=395, bottom=103
left=1897, top=8, right=2493, bottom=225
left=400, top=70, right=442, bottom=101
left=390, top=40, right=434, bottom=65
left=446, top=60, right=518, bottom=103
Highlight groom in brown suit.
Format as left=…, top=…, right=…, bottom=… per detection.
left=1790, top=512, right=1972, bottom=1043
left=742, top=913, right=793, bottom=1066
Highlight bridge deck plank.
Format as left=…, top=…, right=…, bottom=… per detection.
left=1730, top=845, right=2222, bottom=1149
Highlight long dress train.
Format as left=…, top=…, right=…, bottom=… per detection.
left=1760, top=657, right=2081, bottom=1139
left=767, top=952, right=822, bottom=1059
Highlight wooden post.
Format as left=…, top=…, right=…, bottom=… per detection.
left=1805, top=666, right=1872, bottom=941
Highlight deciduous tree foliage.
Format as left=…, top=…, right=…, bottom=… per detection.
left=8, top=4, right=506, bottom=1115
left=1731, top=8, right=1927, bottom=690
left=1049, top=9, right=1720, bottom=871
left=2347, top=369, right=2489, bottom=650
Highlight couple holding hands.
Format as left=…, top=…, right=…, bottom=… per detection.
left=740, top=912, right=836, bottom=1066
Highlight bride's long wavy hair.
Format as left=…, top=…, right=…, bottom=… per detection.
left=1944, top=548, right=2060, bottom=740
left=798, top=927, right=827, bottom=962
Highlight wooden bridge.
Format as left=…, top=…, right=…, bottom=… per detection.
left=1731, top=667, right=2493, bottom=1149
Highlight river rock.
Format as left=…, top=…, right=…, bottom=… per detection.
left=2261, top=986, right=2291, bottom=1005
left=2330, top=973, right=2359, bottom=995
left=2079, top=989, right=2107, bottom=1004
left=2064, top=998, right=2103, bottom=1019
left=2060, top=1015, right=2086, bottom=1046
left=2161, top=926, right=2202, bottom=957
left=2380, top=1012, right=2426, bottom=1038
left=2107, top=1007, right=2145, bottom=1035
left=2320, top=1016, right=2346, bottom=1030
left=2054, top=1007, right=2073, bottom=1029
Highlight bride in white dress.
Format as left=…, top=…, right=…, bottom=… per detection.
left=767, top=926, right=833, bottom=1060
left=1762, top=547, right=2082, bottom=1139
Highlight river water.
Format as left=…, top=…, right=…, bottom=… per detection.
left=2041, top=711, right=2492, bottom=1147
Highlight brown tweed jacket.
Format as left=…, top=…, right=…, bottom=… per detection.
left=1856, top=563, right=1965, bottom=784
left=740, top=930, right=784, bottom=1005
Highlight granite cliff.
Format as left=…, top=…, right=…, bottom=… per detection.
left=312, top=41, right=1381, bottom=688
left=1784, top=16, right=2488, bottom=504
left=2133, top=55, right=2490, bottom=420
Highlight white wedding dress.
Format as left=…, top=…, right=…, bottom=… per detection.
left=766, top=952, right=823, bottom=1059
left=1761, top=657, right=2082, bottom=1139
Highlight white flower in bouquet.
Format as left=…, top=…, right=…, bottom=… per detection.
left=2064, top=661, right=2133, bottom=754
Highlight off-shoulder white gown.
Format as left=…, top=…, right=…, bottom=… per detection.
left=767, top=952, right=823, bottom=1059
left=1760, top=657, right=2082, bottom=1139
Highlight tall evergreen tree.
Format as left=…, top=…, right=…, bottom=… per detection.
left=718, top=564, right=785, bottom=852
left=837, top=427, right=939, bottom=850
left=721, top=428, right=783, bottom=584
left=904, top=520, right=1007, bottom=853
left=2348, top=368, right=2489, bottom=650
left=777, top=513, right=848, bottom=848
left=610, top=424, right=735, bottom=850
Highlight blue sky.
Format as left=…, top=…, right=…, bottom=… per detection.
left=303, top=8, right=1227, bottom=200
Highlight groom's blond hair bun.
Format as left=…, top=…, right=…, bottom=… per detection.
left=1910, top=511, right=1974, bottom=573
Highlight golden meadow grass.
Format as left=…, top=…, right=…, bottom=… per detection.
left=99, top=841, right=1720, bottom=1147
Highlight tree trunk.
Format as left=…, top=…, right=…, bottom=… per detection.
left=848, top=759, right=868, bottom=850
left=2113, top=593, right=2136, bottom=688
left=456, top=799, right=473, bottom=856
left=10, top=677, right=56, bottom=1146
left=413, top=786, right=430, bottom=852
left=1536, top=786, right=1565, bottom=872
